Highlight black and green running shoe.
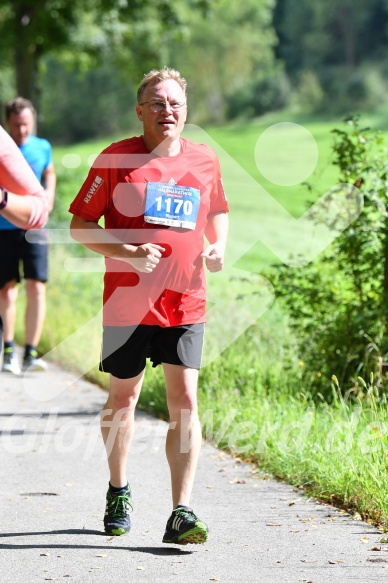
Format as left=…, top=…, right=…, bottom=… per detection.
left=162, top=505, right=209, bottom=545
left=104, top=486, right=133, bottom=535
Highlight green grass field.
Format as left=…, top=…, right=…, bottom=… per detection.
left=14, top=109, right=388, bottom=530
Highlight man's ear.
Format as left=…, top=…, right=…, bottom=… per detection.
left=136, top=104, right=143, bottom=121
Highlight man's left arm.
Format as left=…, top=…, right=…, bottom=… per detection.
left=202, top=211, right=229, bottom=272
left=42, top=161, right=56, bottom=213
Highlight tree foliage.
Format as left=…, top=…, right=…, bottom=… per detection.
left=1, top=0, right=279, bottom=139
left=2, top=1, right=388, bottom=135
left=271, top=117, right=388, bottom=397
left=168, top=0, right=281, bottom=122
left=0, top=0, right=210, bottom=109
left=274, top=0, right=388, bottom=112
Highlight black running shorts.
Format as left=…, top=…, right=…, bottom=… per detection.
left=0, top=229, right=48, bottom=288
left=99, top=323, right=205, bottom=379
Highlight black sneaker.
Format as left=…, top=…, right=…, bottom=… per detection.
left=2, top=349, right=21, bottom=375
left=22, top=350, right=48, bottom=372
left=104, top=485, right=133, bottom=535
left=162, top=505, right=209, bottom=545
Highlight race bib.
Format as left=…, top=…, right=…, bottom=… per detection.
left=144, top=182, right=200, bottom=230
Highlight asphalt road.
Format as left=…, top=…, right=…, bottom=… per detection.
left=1, top=354, right=387, bottom=583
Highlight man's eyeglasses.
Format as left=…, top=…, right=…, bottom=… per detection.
left=139, top=101, right=186, bottom=112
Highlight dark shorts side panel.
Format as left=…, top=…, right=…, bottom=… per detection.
left=99, top=323, right=204, bottom=379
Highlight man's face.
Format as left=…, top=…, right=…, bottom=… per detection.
left=136, top=79, right=187, bottom=149
left=7, top=108, right=35, bottom=146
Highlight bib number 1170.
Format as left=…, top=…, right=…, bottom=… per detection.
left=154, top=196, right=193, bottom=216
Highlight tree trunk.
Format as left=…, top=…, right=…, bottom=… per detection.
left=335, top=12, right=358, bottom=67
left=13, top=4, right=41, bottom=112
left=14, top=45, right=39, bottom=104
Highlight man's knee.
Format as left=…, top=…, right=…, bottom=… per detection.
left=168, top=393, right=199, bottom=421
left=0, top=280, right=18, bottom=302
left=107, top=394, right=139, bottom=413
left=25, top=279, right=46, bottom=299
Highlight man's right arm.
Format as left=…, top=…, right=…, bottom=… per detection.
left=0, top=187, right=48, bottom=229
left=0, top=125, right=48, bottom=229
left=70, top=214, right=164, bottom=273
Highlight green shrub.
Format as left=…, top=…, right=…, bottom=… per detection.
left=270, top=116, right=388, bottom=396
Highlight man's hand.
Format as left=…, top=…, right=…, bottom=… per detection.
left=126, top=243, right=165, bottom=273
left=201, top=244, right=225, bottom=272
left=69, top=216, right=165, bottom=273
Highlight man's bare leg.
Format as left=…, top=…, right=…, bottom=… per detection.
left=101, top=371, right=144, bottom=488
left=101, top=371, right=144, bottom=536
left=163, top=363, right=202, bottom=507
left=0, top=280, right=18, bottom=343
left=25, top=279, right=46, bottom=347
left=162, top=363, right=208, bottom=544
left=0, top=280, right=20, bottom=374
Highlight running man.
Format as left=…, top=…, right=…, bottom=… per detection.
left=69, top=67, right=229, bottom=544
left=0, top=98, right=56, bottom=374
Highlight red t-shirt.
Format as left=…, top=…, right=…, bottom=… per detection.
left=69, top=136, right=229, bottom=327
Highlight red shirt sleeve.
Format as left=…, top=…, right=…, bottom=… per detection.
left=69, top=153, right=111, bottom=221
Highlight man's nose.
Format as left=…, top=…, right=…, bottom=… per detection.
left=161, top=103, right=174, bottom=113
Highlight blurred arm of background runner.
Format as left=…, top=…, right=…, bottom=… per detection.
left=42, top=160, right=56, bottom=213
left=202, top=211, right=229, bottom=273
left=0, top=125, right=48, bottom=229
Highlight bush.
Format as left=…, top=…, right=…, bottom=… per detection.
left=317, top=64, right=388, bottom=114
left=294, top=70, right=324, bottom=113
left=226, top=66, right=291, bottom=119
left=269, top=116, right=388, bottom=398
